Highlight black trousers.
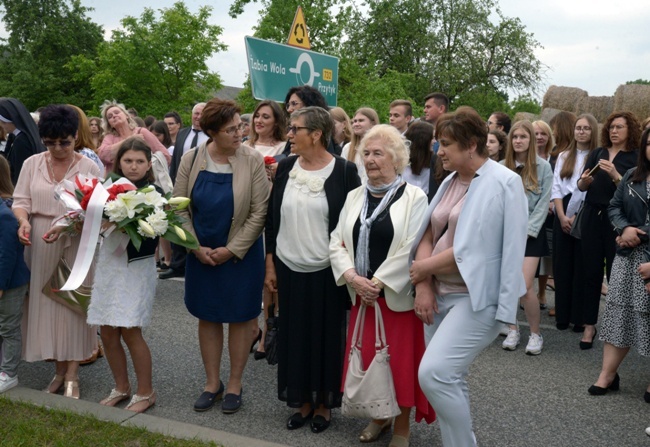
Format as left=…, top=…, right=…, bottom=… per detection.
left=169, top=242, right=187, bottom=273
left=552, top=195, right=584, bottom=326
left=578, top=203, right=616, bottom=325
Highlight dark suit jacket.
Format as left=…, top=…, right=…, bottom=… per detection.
left=6, top=132, right=44, bottom=185
left=169, top=127, right=197, bottom=183
left=0, top=201, right=30, bottom=290
left=265, top=155, right=360, bottom=255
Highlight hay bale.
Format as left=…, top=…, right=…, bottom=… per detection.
left=540, top=108, right=561, bottom=123
left=513, top=112, right=538, bottom=123
left=613, top=84, right=650, bottom=122
left=542, top=86, right=588, bottom=113
left=578, top=96, right=614, bottom=122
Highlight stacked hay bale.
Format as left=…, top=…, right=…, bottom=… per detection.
left=614, top=84, right=650, bottom=122
left=542, top=86, right=588, bottom=114
left=578, top=96, right=613, bottom=122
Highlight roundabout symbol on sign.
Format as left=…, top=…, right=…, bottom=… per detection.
left=289, top=53, right=320, bottom=86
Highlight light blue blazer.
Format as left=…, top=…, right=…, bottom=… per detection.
left=409, top=159, right=528, bottom=325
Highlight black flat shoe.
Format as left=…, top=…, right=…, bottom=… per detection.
left=310, top=414, right=331, bottom=433
left=580, top=328, right=597, bottom=350
left=588, top=373, right=620, bottom=395
left=222, top=389, right=243, bottom=414
left=253, top=350, right=267, bottom=361
left=572, top=325, right=585, bottom=333
left=287, top=410, right=313, bottom=430
left=159, top=268, right=184, bottom=280
left=193, top=381, right=224, bottom=412
left=644, top=391, right=650, bottom=403
left=556, top=322, right=569, bottom=331
left=250, top=329, right=262, bottom=353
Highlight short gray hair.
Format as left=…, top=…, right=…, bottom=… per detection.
left=357, top=124, right=410, bottom=174
left=291, top=106, right=332, bottom=148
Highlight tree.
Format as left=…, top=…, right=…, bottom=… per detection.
left=71, top=2, right=226, bottom=118
left=229, top=0, right=351, bottom=56
left=0, top=0, right=104, bottom=110
left=343, top=0, right=545, bottom=113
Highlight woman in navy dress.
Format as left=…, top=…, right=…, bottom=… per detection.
left=173, top=98, right=270, bottom=414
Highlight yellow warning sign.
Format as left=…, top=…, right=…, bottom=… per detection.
left=287, top=6, right=311, bottom=50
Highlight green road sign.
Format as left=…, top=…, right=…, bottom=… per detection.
left=245, top=36, right=339, bottom=106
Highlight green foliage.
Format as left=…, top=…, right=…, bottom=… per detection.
left=229, top=0, right=351, bottom=56
left=509, top=94, right=542, bottom=115
left=626, top=79, right=650, bottom=85
left=0, top=0, right=103, bottom=110
left=71, top=2, right=226, bottom=118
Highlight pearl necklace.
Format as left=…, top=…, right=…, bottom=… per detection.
left=47, top=153, right=76, bottom=184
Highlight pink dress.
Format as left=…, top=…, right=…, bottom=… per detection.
left=12, top=154, right=100, bottom=361
left=98, top=127, right=171, bottom=173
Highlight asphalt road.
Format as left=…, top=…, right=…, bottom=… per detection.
left=16, top=279, right=650, bottom=447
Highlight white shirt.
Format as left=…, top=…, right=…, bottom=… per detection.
left=341, top=143, right=367, bottom=185
left=182, top=128, right=209, bottom=154
left=551, top=149, right=589, bottom=217
left=402, top=166, right=430, bottom=194
left=276, top=159, right=335, bottom=272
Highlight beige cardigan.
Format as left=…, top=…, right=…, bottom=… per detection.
left=173, top=142, right=270, bottom=260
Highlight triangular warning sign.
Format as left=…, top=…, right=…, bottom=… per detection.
left=287, top=6, right=311, bottom=50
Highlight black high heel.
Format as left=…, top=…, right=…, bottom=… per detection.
left=579, top=328, right=597, bottom=350
left=588, top=373, right=620, bottom=395
left=250, top=329, right=262, bottom=353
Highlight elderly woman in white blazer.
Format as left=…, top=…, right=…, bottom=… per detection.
left=408, top=108, right=528, bottom=447
left=330, top=125, right=435, bottom=447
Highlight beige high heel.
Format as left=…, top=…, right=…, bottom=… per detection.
left=63, top=379, right=80, bottom=399
left=389, top=434, right=409, bottom=447
left=359, top=418, right=392, bottom=442
left=44, top=374, right=65, bottom=394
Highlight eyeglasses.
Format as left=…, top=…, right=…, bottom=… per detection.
left=286, top=101, right=303, bottom=109
left=575, top=126, right=592, bottom=132
left=609, top=125, right=627, bottom=132
left=43, top=139, right=74, bottom=149
left=487, top=121, right=500, bottom=127
left=287, top=125, right=310, bottom=134
left=219, top=123, right=246, bottom=135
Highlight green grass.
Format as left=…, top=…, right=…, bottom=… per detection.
left=0, top=398, right=221, bottom=447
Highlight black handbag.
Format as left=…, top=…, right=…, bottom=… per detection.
left=264, top=302, right=279, bottom=365
left=569, top=203, right=585, bottom=239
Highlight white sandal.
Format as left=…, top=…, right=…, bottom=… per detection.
left=100, top=387, right=131, bottom=406
left=126, top=390, right=156, bottom=413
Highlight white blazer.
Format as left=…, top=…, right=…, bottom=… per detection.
left=408, top=159, right=528, bottom=325
left=330, top=183, right=428, bottom=312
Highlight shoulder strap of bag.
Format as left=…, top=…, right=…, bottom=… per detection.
left=350, top=304, right=388, bottom=351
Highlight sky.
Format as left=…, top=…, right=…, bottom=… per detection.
left=9, top=1, right=650, bottom=99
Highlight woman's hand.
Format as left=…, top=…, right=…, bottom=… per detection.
left=42, top=225, right=65, bottom=244
left=560, top=215, right=574, bottom=234
left=265, top=162, right=278, bottom=182
left=265, top=262, right=278, bottom=294
left=409, top=259, right=431, bottom=285
left=414, top=281, right=438, bottom=325
left=351, top=276, right=381, bottom=306
left=578, top=169, right=594, bottom=190
left=598, top=159, right=620, bottom=181
left=209, top=247, right=234, bottom=265
left=618, top=226, right=645, bottom=249
left=193, top=246, right=217, bottom=266
left=17, top=219, right=31, bottom=246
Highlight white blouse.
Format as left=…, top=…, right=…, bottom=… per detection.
left=551, top=149, right=589, bottom=217
left=341, top=143, right=367, bottom=185
left=276, top=159, right=335, bottom=273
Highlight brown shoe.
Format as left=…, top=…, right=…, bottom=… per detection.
left=548, top=308, right=556, bottom=317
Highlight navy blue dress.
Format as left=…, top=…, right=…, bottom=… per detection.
left=184, top=170, right=264, bottom=323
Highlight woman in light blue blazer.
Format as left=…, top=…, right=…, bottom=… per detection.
left=409, top=107, right=528, bottom=447
left=500, top=120, right=554, bottom=355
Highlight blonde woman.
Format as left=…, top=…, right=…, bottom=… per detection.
left=342, top=108, right=379, bottom=184
left=532, top=120, right=555, bottom=310
left=97, top=100, right=170, bottom=172
left=500, top=121, right=553, bottom=355
left=330, top=107, right=352, bottom=148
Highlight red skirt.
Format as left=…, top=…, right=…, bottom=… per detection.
left=342, top=297, right=436, bottom=424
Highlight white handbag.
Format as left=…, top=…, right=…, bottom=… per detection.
left=341, top=303, right=401, bottom=419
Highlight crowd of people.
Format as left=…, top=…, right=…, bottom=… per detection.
left=2, top=87, right=650, bottom=446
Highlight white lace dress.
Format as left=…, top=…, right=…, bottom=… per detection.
left=87, top=232, right=157, bottom=328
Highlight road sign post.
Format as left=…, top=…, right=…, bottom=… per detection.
left=245, top=36, right=339, bottom=106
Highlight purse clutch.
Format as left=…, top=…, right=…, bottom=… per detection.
left=42, top=257, right=92, bottom=316
left=341, top=303, right=401, bottom=420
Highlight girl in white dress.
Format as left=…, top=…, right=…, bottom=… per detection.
left=87, top=137, right=159, bottom=413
